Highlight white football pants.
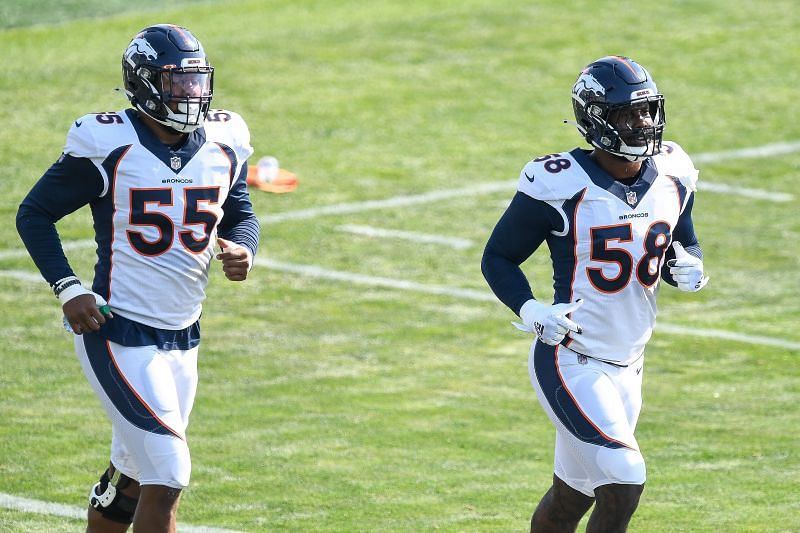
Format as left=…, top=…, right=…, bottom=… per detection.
left=75, top=333, right=198, bottom=488
left=529, top=342, right=646, bottom=496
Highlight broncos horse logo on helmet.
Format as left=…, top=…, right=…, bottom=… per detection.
left=124, top=38, right=159, bottom=61
left=122, top=24, right=214, bottom=133
left=572, top=72, right=606, bottom=99
left=569, top=56, right=665, bottom=161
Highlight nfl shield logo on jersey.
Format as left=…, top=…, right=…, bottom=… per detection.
left=626, top=190, right=637, bottom=205
left=170, top=156, right=182, bottom=170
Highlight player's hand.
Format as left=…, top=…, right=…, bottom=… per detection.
left=62, top=292, right=113, bottom=335
left=667, top=241, right=709, bottom=292
left=216, top=237, right=251, bottom=281
left=513, top=299, right=583, bottom=345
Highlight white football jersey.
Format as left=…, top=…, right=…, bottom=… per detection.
left=64, top=109, right=253, bottom=329
left=517, top=142, right=698, bottom=364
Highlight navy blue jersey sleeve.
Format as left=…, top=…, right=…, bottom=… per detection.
left=16, top=154, right=104, bottom=285
left=661, top=192, right=703, bottom=286
left=217, top=164, right=260, bottom=258
left=481, top=191, right=561, bottom=315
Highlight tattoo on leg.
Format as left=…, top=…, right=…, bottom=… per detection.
left=586, top=483, right=644, bottom=533
left=531, top=475, right=594, bottom=532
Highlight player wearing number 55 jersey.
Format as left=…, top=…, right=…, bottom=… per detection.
left=16, top=24, right=259, bottom=532
left=482, top=56, right=708, bottom=532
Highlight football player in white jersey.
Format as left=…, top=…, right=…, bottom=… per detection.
left=482, top=56, right=708, bottom=532
left=16, top=24, right=260, bottom=532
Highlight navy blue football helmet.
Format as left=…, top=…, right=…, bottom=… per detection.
left=122, top=24, right=214, bottom=133
left=570, top=56, right=665, bottom=161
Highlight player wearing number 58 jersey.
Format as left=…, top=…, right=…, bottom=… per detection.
left=482, top=56, right=708, bottom=532
left=16, top=24, right=259, bottom=532
left=515, top=140, right=697, bottom=365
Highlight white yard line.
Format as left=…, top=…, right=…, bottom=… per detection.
left=258, top=140, right=798, bottom=224
left=0, top=239, right=95, bottom=260
left=261, top=258, right=494, bottom=301
left=655, top=323, right=800, bottom=350
left=1, top=250, right=798, bottom=350
left=0, top=269, right=45, bottom=282
left=256, top=258, right=800, bottom=351
left=0, top=492, right=240, bottom=533
left=692, top=140, right=800, bottom=164
left=698, top=182, right=793, bottom=202
left=260, top=181, right=512, bottom=224
left=336, top=224, right=474, bottom=249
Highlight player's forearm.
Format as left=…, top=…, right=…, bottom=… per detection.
left=16, top=203, right=75, bottom=285
left=481, top=249, right=535, bottom=315
left=216, top=165, right=260, bottom=258
left=482, top=192, right=555, bottom=314
left=217, top=214, right=260, bottom=259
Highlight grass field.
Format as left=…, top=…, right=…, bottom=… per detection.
left=1, top=1, right=799, bottom=531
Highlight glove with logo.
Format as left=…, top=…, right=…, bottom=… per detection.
left=667, top=241, right=709, bottom=292
left=513, top=299, right=583, bottom=345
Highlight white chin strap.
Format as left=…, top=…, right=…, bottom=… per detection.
left=598, top=139, right=655, bottom=161
left=164, top=102, right=204, bottom=133
left=618, top=147, right=648, bottom=162
left=565, top=119, right=656, bottom=161
left=137, top=104, right=204, bottom=133
left=588, top=138, right=649, bottom=162
left=619, top=138, right=656, bottom=161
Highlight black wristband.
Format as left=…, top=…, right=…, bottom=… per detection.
left=53, top=277, right=81, bottom=297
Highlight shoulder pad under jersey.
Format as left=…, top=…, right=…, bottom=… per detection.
left=64, top=110, right=133, bottom=160
left=516, top=150, right=589, bottom=201
left=202, top=109, right=254, bottom=163
left=653, top=141, right=699, bottom=192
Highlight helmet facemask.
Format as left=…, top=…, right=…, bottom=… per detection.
left=127, top=64, right=213, bottom=133
left=593, top=96, right=665, bottom=161
left=158, top=67, right=213, bottom=132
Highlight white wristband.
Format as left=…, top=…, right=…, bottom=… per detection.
left=57, top=282, right=93, bottom=306
left=519, top=299, right=546, bottom=326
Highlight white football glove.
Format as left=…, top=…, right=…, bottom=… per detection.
left=513, top=299, right=583, bottom=345
left=667, top=241, right=709, bottom=292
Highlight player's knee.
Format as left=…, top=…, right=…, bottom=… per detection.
left=140, top=483, right=183, bottom=514
left=144, top=433, right=192, bottom=488
left=594, top=481, right=644, bottom=513
left=596, top=446, right=646, bottom=486
left=88, top=468, right=139, bottom=524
